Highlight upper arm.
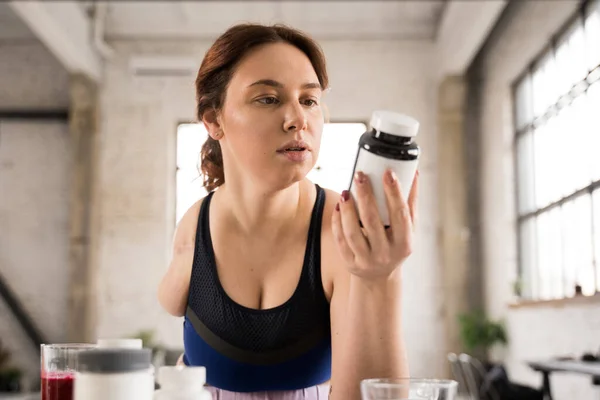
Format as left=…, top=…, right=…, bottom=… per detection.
left=329, top=264, right=351, bottom=392
left=158, top=198, right=203, bottom=317
left=320, top=188, right=352, bottom=394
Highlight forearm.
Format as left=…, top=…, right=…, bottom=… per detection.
left=332, top=272, right=408, bottom=399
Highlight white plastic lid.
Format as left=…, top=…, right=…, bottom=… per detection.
left=97, top=338, right=143, bottom=349
left=370, top=110, right=419, bottom=137
left=158, top=366, right=206, bottom=390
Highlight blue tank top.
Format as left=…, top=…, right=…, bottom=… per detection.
left=183, top=185, right=332, bottom=392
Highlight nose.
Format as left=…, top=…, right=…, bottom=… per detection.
left=283, top=103, right=307, bottom=133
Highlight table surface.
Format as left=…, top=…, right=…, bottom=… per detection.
left=528, top=359, right=600, bottom=376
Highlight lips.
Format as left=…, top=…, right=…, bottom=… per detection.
left=276, top=140, right=311, bottom=162
left=277, top=140, right=310, bottom=153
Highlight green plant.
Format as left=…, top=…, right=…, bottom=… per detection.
left=130, top=329, right=164, bottom=355
left=0, top=340, right=10, bottom=369
left=0, top=339, right=23, bottom=393
left=512, top=278, right=523, bottom=297
left=458, top=310, right=508, bottom=354
left=131, top=329, right=157, bottom=349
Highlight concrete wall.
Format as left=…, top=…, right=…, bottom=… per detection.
left=0, top=42, right=70, bottom=385
left=94, top=38, right=447, bottom=377
left=0, top=42, right=69, bottom=109
left=478, top=1, right=600, bottom=399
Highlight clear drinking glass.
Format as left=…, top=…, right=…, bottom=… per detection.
left=361, top=378, right=458, bottom=400
left=41, top=343, right=96, bottom=400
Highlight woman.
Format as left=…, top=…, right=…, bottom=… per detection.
left=158, top=23, right=418, bottom=400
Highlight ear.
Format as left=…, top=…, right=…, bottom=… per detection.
left=202, top=108, right=223, bottom=140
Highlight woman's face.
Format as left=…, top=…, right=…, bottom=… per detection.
left=212, top=42, right=324, bottom=190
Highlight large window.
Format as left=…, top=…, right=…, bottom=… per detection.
left=175, top=122, right=366, bottom=225
left=514, top=0, right=600, bottom=300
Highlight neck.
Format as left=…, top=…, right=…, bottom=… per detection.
left=215, top=179, right=307, bottom=235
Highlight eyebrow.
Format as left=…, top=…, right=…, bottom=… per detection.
left=248, top=79, right=322, bottom=90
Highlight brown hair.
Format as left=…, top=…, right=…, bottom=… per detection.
left=196, top=23, right=329, bottom=192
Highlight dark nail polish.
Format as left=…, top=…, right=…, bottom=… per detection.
left=341, top=190, right=349, bottom=202
left=335, top=203, right=340, bottom=211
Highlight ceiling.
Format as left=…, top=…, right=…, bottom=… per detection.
left=0, top=3, right=36, bottom=40
left=1, top=1, right=447, bottom=42
left=96, top=1, right=447, bottom=41
left=2, top=1, right=506, bottom=82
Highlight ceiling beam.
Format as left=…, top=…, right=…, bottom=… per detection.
left=435, top=0, right=507, bottom=78
left=8, top=1, right=102, bottom=82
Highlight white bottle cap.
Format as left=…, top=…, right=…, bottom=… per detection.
left=158, top=366, right=206, bottom=390
left=370, top=110, right=419, bottom=138
left=97, top=338, right=143, bottom=349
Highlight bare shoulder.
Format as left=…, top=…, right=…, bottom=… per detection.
left=172, top=197, right=205, bottom=253
left=320, top=187, right=341, bottom=234
left=319, top=187, right=349, bottom=299
left=158, top=195, right=207, bottom=317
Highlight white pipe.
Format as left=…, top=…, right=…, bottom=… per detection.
left=93, top=2, right=114, bottom=60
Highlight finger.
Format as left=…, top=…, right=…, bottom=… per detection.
left=331, top=202, right=355, bottom=264
left=407, top=170, right=419, bottom=227
left=383, top=169, right=413, bottom=244
left=351, top=171, right=389, bottom=255
left=338, top=190, right=371, bottom=257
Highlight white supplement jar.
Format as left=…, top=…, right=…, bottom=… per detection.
left=348, top=110, right=420, bottom=227
left=74, top=348, right=154, bottom=400
left=154, top=365, right=212, bottom=400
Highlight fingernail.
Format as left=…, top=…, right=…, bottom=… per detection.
left=354, top=171, right=366, bottom=184
left=335, top=203, right=340, bottom=211
left=341, top=190, right=349, bottom=202
left=388, top=170, right=398, bottom=185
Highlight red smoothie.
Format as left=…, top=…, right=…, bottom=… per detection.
left=41, top=373, right=74, bottom=400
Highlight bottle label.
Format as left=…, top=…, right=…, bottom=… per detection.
left=349, top=149, right=418, bottom=226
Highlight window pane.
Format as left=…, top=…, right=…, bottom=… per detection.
left=176, top=169, right=206, bottom=224
left=567, top=23, right=588, bottom=84
left=555, top=40, right=574, bottom=99
left=517, top=131, right=535, bottom=214
left=520, top=217, right=537, bottom=299
left=547, top=104, right=581, bottom=202
left=532, top=54, right=556, bottom=117
left=588, top=82, right=600, bottom=181
left=593, top=189, right=600, bottom=292
left=533, top=123, right=547, bottom=208
left=176, top=123, right=209, bottom=225
left=536, top=208, right=563, bottom=300
left=569, top=94, right=593, bottom=190
left=534, top=118, right=561, bottom=208
left=306, top=122, right=366, bottom=192
left=585, top=0, right=600, bottom=71
left=562, top=195, right=594, bottom=297
left=515, top=75, right=534, bottom=130
left=177, top=123, right=207, bottom=169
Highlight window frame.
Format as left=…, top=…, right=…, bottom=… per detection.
left=512, top=0, right=600, bottom=301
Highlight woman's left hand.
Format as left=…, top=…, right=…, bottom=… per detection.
left=331, top=169, right=418, bottom=281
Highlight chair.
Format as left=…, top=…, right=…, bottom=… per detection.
left=458, top=353, right=500, bottom=400
left=448, top=352, right=471, bottom=399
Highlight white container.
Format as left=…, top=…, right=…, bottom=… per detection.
left=74, top=348, right=154, bottom=400
left=348, top=110, right=420, bottom=227
left=97, top=338, right=143, bottom=349
left=154, top=366, right=212, bottom=400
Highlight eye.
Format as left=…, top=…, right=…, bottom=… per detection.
left=257, top=96, right=279, bottom=105
left=303, top=99, right=319, bottom=107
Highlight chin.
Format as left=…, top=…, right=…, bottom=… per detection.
left=268, top=169, right=311, bottom=191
